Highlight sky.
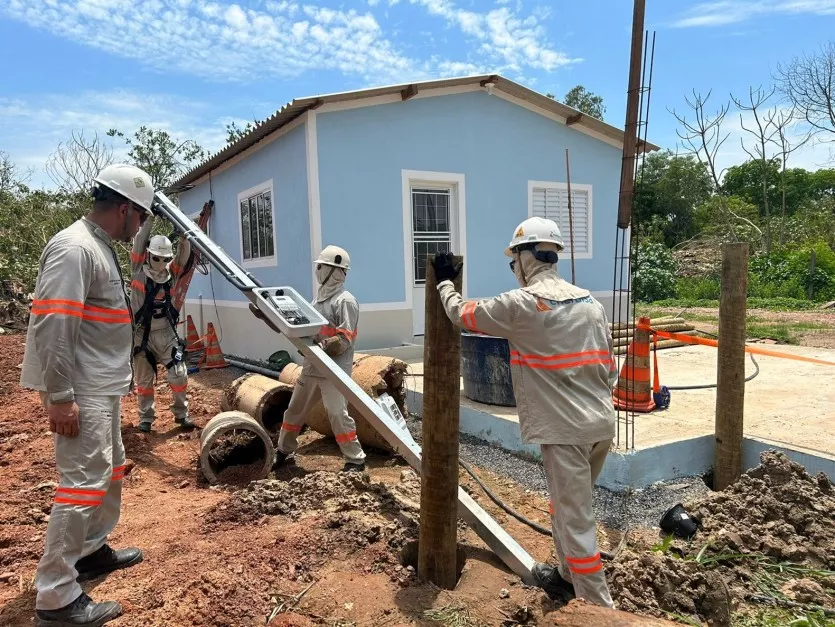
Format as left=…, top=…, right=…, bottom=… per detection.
left=1, top=0, right=834, bottom=189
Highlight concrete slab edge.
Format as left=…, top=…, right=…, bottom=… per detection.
left=406, top=390, right=835, bottom=491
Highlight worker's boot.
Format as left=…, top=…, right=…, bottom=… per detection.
left=272, top=451, right=295, bottom=470
left=35, top=592, right=122, bottom=626
left=75, top=545, right=143, bottom=583
left=174, top=414, right=195, bottom=430
left=531, top=562, right=575, bottom=600
left=137, top=421, right=152, bottom=433
left=342, top=461, right=366, bottom=473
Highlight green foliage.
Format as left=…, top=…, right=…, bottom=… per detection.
left=750, top=241, right=835, bottom=301
left=693, top=195, right=760, bottom=235
left=561, top=85, right=606, bottom=120
left=634, top=150, right=714, bottom=246
left=107, top=126, right=206, bottom=189
left=722, top=158, right=782, bottom=216
left=633, top=242, right=677, bottom=302
left=225, top=119, right=262, bottom=144
left=676, top=276, right=721, bottom=300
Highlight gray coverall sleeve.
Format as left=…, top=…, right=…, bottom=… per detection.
left=169, top=236, right=192, bottom=287
left=31, top=244, right=94, bottom=396
left=130, top=214, right=154, bottom=273
left=321, top=298, right=359, bottom=357
left=437, top=280, right=517, bottom=339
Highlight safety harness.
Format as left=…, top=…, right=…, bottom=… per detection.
left=134, top=276, right=184, bottom=372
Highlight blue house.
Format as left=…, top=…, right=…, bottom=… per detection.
left=173, top=74, right=657, bottom=360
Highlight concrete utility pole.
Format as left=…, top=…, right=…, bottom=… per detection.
left=714, top=243, right=748, bottom=490
left=418, top=254, right=463, bottom=589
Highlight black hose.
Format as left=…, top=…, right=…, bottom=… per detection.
left=664, top=332, right=760, bottom=390
left=459, top=459, right=614, bottom=561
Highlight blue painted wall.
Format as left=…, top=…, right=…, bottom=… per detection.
left=179, top=124, right=312, bottom=302
left=316, top=90, right=622, bottom=305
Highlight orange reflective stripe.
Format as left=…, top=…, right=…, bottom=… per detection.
left=131, top=251, right=146, bottom=264
left=170, top=263, right=183, bottom=276
left=535, top=299, right=551, bottom=312
left=569, top=562, right=603, bottom=575
left=566, top=553, right=601, bottom=565
left=136, top=386, right=154, bottom=396
left=511, top=356, right=612, bottom=371
left=31, top=307, right=84, bottom=320
left=620, top=366, right=651, bottom=382
left=111, top=473, right=124, bottom=481
left=549, top=501, right=554, bottom=515
left=281, top=423, right=302, bottom=433
left=630, top=342, right=650, bottom=358
left=56, top=487, right=106, bottom=497
left=511, top=349, right=609, bottom=362
left=169, top=382, right=187, bottom=393
left=33, top=299, right=130, bottom=322
left=112, top=465, right=126, bottom=473
left=131, top=279, right=146, bottom=294
left=459, top=302, right=480, bottom=332
left=335, top=430, right=357, bottom=444
left=55, top=497, right=103, bottom=506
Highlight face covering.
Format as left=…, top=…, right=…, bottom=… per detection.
left=315, top=264, right=346, bottom=302
left=149, top=256, right=170, bottom=273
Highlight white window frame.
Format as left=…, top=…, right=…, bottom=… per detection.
left=401, top=170, right=468, bottom=301
left=527, top=180, right=593, bottom=260
left=237, top=179, right=277, bottom=269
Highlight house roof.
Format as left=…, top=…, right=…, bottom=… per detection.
left=170, top=73, right=660, bottom=191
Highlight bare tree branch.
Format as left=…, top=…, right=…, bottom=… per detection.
left=669, top=89, right=763, bottom=240
left=45, top=131, right=114, bottom=194
left=730, top=85, right=777, bottom=251
left=775, top=42, right=835, bottom=142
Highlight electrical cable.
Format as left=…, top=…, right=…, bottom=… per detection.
left=458, top=458, right=615, bottom=561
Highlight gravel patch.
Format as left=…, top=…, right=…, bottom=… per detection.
left=404, top=413, right=710, bottom=532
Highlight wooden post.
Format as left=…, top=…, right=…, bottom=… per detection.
left=418, top=254, right=463, bottom=589
left=714, top=243, right=748, bottom=491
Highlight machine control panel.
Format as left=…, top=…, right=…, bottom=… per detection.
left=250, top=286, right=328, bottom=338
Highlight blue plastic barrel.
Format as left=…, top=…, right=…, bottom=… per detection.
left=460, top=333, right=516, bottom=406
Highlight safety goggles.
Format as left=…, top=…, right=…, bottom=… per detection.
left=151, top=255, right=172, bottom=263
left=508, top=243, right=537, bottom=271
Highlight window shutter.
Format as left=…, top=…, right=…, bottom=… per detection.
left=531, top=186, right=589, bottom=255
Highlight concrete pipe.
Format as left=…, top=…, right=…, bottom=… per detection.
left=199, top=411, right=275, bottom=485
left=275, top=352, right=409, bottom=453
left=221, top=374, right=294, bottom=436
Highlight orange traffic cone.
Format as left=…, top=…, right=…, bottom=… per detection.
left=612, top=316, right=656, bottom=412
left=185, top=315, right=204, bottom=352
left=198, top=322, right=228, bottom=369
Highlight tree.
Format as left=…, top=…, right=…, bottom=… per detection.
left=107, top=126, right=206, bottom=190
left=0, top=151, right=31, bottom=197
left=731, top=86, right=778, bottom=251
left=633, top=150, right=713, bottom=246
left=225, top=119, right=262, bottom=144
left=722, top=159, right=782, bottom=217
left=562, top=85, right=606, bottom=120
left=767, top=106, right=811, bottom=245
left=810, top=168, right=835, bottom=197
left=45, top=130, right=114, bottom=194
left=670, top=89, right=762, bottom=240
left=775, top=42, right=835, bottom=146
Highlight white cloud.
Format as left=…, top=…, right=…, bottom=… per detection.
left=409, top=0, right=579, bottom=71
left=0, top=90, right=232, bottom=188
left=0, top=0, right=422, bottom=83
left=672, top=0, right=835, bottom=28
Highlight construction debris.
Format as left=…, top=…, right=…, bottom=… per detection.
left=608, top=452, right=835, bottom=625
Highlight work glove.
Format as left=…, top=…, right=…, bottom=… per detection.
left=318, top=336, right=345, bottom=357
left=431, top=252, right=462, bottom=283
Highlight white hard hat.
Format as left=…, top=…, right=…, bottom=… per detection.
left=504, top=217, right=565, bottom=257
left=148, top=235, right=173, bottom=258
left=314, top=245, right=350, bottom=270
left=92, top=164, right=154, bottom=213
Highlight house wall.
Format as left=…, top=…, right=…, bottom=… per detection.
left=315, top=88, right=625, bottom=344
left=178, top=122, right=311, bottom=361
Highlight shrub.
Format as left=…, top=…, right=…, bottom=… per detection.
left=633, top=242, right=677, bottom=302
left=676, top=276, right=720, bottom=300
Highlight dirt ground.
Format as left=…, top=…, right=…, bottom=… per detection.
left=1, top=332, right=833, bottom=626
